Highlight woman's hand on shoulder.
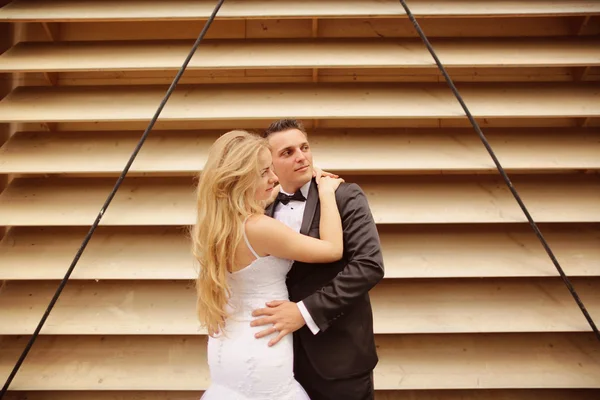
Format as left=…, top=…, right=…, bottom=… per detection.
left=317, top=176, right=344, bottom=195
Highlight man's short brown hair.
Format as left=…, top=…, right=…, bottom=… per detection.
left=263, top=119, right=307, bottom=138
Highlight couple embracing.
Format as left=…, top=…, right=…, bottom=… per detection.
left=192, top=119, right=385, bottom=400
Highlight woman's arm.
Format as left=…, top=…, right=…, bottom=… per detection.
left=248, top=177, right=344, bottom=263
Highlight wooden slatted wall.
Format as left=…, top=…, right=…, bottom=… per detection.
left=0, top=0, right=13, bottom=329
left=0, top=1, right=599, bottom=399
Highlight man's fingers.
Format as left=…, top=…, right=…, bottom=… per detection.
left=252, top=307, right=274, bottom=317
left=255, top=322, right=284, bottom=339
left=266, top=300, right=286, bottom=307
left=250, top=316, right=274, bottom=327
left=269, top=330, right=288, bottom=347
left=255, top=326, right=277, bottom=339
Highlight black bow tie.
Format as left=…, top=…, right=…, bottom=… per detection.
left=276, top=190, right=306, bottom=205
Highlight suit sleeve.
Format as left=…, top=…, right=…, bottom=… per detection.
left=301, top=183, right=385, bottom=332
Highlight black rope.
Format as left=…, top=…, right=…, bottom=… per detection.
left=398, top=0, right=600, bottom=342
left=0, top=0, right=227, bottom=396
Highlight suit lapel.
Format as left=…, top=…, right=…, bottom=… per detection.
left=299, top=178, right=318, bottom=236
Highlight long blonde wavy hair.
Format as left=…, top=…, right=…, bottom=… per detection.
left=191, top=130, right=269, bottom=336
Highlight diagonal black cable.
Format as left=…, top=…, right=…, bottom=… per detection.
left=397, top=0, right=600, bottom=342
left=0, top=0, right=227, bottom=396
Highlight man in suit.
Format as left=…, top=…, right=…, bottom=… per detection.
left=250, top=119, right=385, bottom=400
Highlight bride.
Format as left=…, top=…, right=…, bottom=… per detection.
left=191, top=130, right=344, bottom=399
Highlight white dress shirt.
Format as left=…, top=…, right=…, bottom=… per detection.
left=274, top=181, right=320, bottom=335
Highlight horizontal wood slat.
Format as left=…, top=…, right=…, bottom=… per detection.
left=27, top=67, right=592, bottom=86
left=4, top=389, right=600, bottom=400
left=0, top=175, right=599, bottom=226
left=46, top=17, right=590, bottom=42
left=15, top=67, right=595, bottom=89
left=14, top=117, right=593, bottom=131
left=0, top=83, right=599, bottom=123
left=1, top=278, right=598, bottom=335
left=2, top=129, right=599, bottom=174
left=1, top=333, right=598, bottom=389
left=2, top=0, right=599, bottom=22
left=1, top=38, right=599, bottom=73
left=1, top=225, right=598, bottom=280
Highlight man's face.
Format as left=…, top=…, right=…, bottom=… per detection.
left=267, top=128, right=314, bottom=193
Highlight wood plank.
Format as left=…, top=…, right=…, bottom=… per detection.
left=15, top=68, right=593, bottom=88
left=18, top=116, right=586, bottom=132
left=1, top=128, right=599, bottom=174
left=1, top=278, right=599, bottom=335
left=380, top=391, right=600, bottom=400
left=317, top=17, right=590, bottom=39
left=2, top=0, right=599, bottom=22
left=2, top=38, right=599, bottom=73
left=1, top=224, right=599, bottom=280
left=4, top=389, right=600, bottom=400
left=51, top=17, right=579, bottom=42
left=0, top=83, right=599, bottom=123
left=0, top=227, right=194, bottom=280
left=0, top=175, right=599, bottom=227
left=317, top=67, right=580, bottom=84
left=1, top=333, right=598, bottom=389
left=47, top=66, right=584, bottom=86
left=377, top=224, right=600, bottom=278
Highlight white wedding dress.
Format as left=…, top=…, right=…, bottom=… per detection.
left=201, top=225, right=311, bottom=400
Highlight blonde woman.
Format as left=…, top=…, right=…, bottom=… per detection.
left=192, top=130, right=344, bottom=400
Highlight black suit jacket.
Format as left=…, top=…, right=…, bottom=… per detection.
left=266, top=178, right=385, bottom=380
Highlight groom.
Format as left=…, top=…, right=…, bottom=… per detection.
left=251, top=119, right=385, bottom=399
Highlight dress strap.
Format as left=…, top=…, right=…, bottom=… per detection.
left=242, top=216, right=260, bottom=259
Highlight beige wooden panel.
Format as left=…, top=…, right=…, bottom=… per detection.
left=1, top=278, right=599, bottom=335
left=58, top=69, right=290, bottom=86
left=56, top=69, right=316, bottom=86
left=2, top=38, right=599, bottom=73
left=1, top=175, right=599, bottom=226
left=54, top=17, right=579, bottom=42
left=0, top=393, right=209, bottom=400
left=4, top=390, right=600, bottom=400
left=0, top=227, right=195, bottom=280
left=1, top=224, right=599, bottom=280
left=16, top=18, right=600, bottom=43
left=1, top=83, right=599, bottom=123
left=2, top=128, right=599, bottom=174
left=6, top=68, right=592, bottom=87
left=377, top=224, right=600, bottom=279
left=0, top=335, right=210, bottom=390
left=371, top=279, right=600, bottom=333
left=34, top=116, right=583, bottom=132
left=317, top=17, right=582, bottom=39
left=436, top=117, right=582, bottom=129
left=374, top=392, right=600, bottom=400
left=2, top=1, right=599, bottom=22
left=18, top=19, right=248, bottom=42
left=0, top=177, right=195, bottom=226
left=1, top=333, right=599, bottom=389
left=58, top=19, right=309, bottom=41
left=47, top=67, right=582, bottom=86
left=318, top=67, right=579, bottom=84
